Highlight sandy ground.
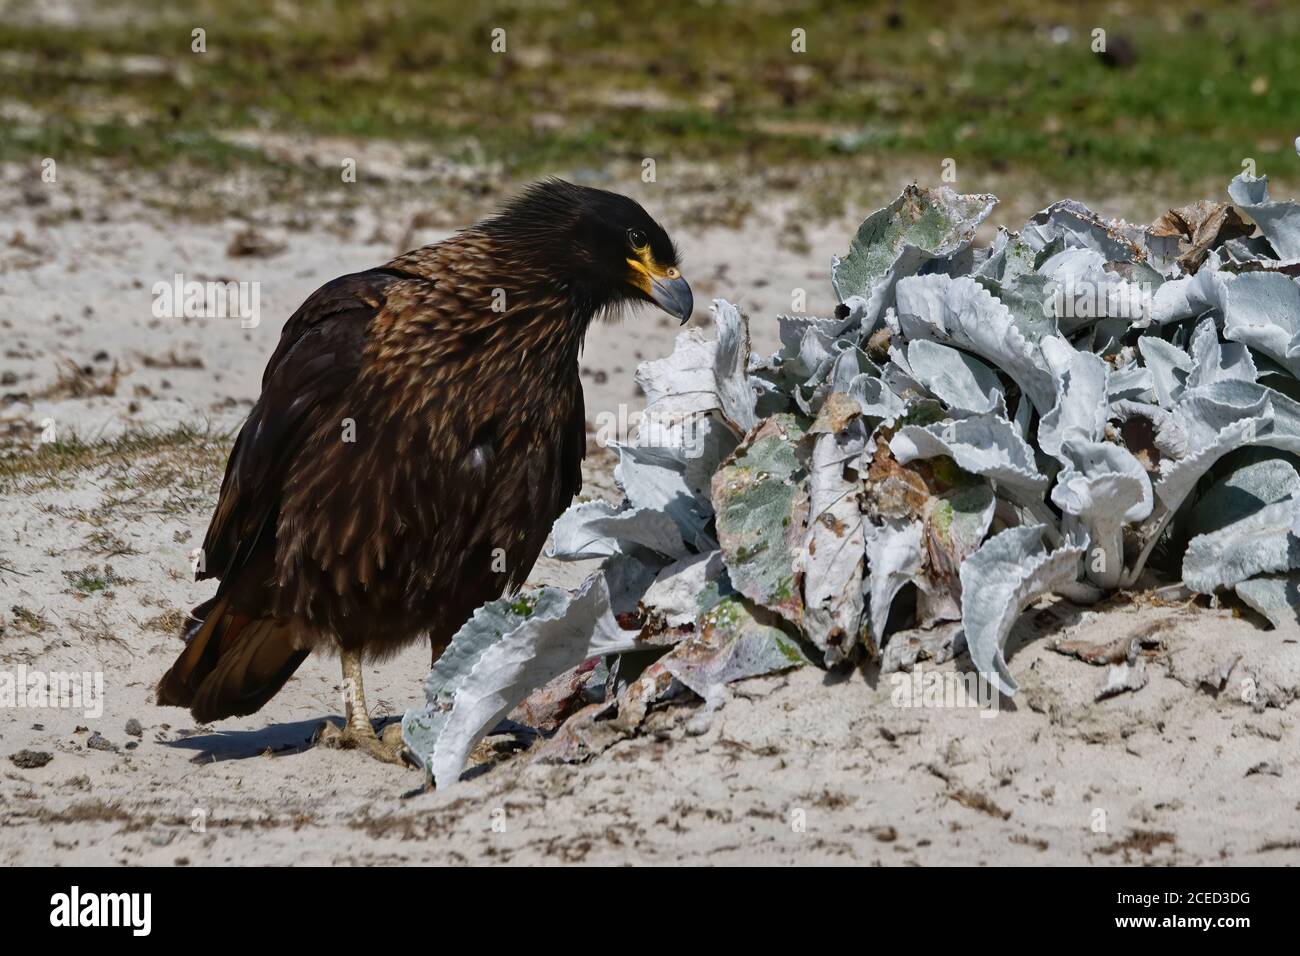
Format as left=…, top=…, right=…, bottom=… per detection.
left=3, top=156, right=1300, bottom=865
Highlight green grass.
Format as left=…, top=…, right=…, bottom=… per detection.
left=0, top=423, right=234, bottom=494
left=7, top=604, right=50, bottom=633
left=0, top=0, right=1298, bottom=192
left=61, top=564, right=130, bottom=594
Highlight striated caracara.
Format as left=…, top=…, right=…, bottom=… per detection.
left=156, top=180, right=692, bottom=762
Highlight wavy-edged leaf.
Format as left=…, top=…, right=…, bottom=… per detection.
left=1229, top=173, right=1300, bottom=261
left=906, top=338, right=1004, bottom=415
left=1183, top=498, right=1300, bottom=593
left=960, top=525, right=1085, bottom=696
left=889, top=410, right=1049, bottom=504
left=1108, top=362, right=1155, bottom=403
left=848, top=372, right=907, bottom=422
left=710, top=299, right=759, bottom=432
left=614, top=413, right=737, bottom=549
left=1022, top=199, right=1147, bottom=263
left=635, top=298, right=757, bottom=433
left=1186, top=315, right=1257, bottom=388
left=1187, top=454, right=1300, bottom=540
left=894, top=273, right=1056, bottom=412
left=548, top=500, right=688, bottom=562
left=1039, top=247, right=1153, bottom=333
left=864, top=518, right=924, bottom=651
left=798, top=342, right=876, bottom=416
left=1154, top=412, right=1270, bottom=510
left=1146, top=258, right=1227, bottom=328
left=1138, top=336, right=1193, bottom=407
left=1220, top=272, right=1300, bottom=376
left=1038, top=335, right=1109, bottom=463
left=974, top=229, right=1060, bottom=340
left=404, top=573, right=643, bottom=788
left=831, top=184, right=997, bottom=330
left=640, top=549, right=732, bottom=629
left=1052, top=440, right=1152, bottom=588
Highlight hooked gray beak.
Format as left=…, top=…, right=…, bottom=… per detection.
left=649, top=273, right=694, bottom=325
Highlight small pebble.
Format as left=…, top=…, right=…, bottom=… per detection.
left=125, top=718, right=143, bottom=737
left=86, top=732, right=117, bottom=752
left=870, top=825, right=899, bottom=843
left=10, top=750, right=53, bottom=769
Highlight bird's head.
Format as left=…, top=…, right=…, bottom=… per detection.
left=481, top=179, right=693, bottom=324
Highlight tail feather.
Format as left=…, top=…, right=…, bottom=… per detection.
left=157, top=596, right=309, bottom=722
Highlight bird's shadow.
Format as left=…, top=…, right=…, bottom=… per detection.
left=164, top=715, right=402, bottom=764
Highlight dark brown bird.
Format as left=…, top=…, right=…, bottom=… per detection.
left=156, top=180, right=692, bottom=762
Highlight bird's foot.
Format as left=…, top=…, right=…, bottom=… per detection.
left=314, top=718, right=409, bottom=766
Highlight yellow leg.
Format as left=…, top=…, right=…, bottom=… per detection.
left=314, top=648, right=408, bottom=765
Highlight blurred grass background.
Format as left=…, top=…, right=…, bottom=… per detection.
left=1, top=0, right=1298, bottom=202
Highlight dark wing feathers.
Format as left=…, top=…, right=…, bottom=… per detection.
left=162, top=270, right=405, bottom=716
left=561, top=381, right=586, bottom=506
left=201, top=270, right=402, bottom=583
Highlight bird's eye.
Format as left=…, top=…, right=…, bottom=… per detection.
left=627, top=228, right=648, bottom=248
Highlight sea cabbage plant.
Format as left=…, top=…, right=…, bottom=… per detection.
left=405, top=173, right=1300, bottom=787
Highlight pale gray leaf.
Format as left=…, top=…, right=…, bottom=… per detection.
left=640, top=549, right=731, bottom=628
left=712, top=414, right=808, bottom=625
left=1147, top=262, right=1226, bottom=327
left=1229, top=173, right=1300, bottom=261
left=404, top=573, right=643, bottom=788
left=848, top=372, right=908, bottom=421
left=803, top=401, right=868, bottom=663
left=894, top=273, right=1056, bottom=412
left=711, top=299, right=759, bottom=432
left=889, top=411, right=1049, bottom=503
left=864, top=518, right=925, bottom=650
left=1023, top=199, right=1146, bottom=262
left=548, top=500, right=688, bottom=562
left=959, top=525, right=1085, bottom=696
left=1040, top=247, right=1151, bottom=333
left=1051, top=439, right=1152, bottom=589
left=633, top=300, right=758, bottom=434
left=1187, top=455, right=1300, bottom=540
left=1138, top=336, right=1193, bottom=407
left=1183, top=498, right=1300, bottom=593
left=614, top=413, right=736, bottom=548
left=1235, top=574, right=1300, bottom=629
left=1038, top=335, right=1109, bottom=463
left=1186, top=315, right=1257, bottom=388
left=905, top=338, right=1004, bottom=415
left=831, top=184, right=997, bottom=330
left=1107, top=362, right=1155, bottom=403
left=1220, top=272, right=1300, bottom=376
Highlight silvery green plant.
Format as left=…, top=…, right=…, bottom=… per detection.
left=406, top=174, right=1300, bottom=786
